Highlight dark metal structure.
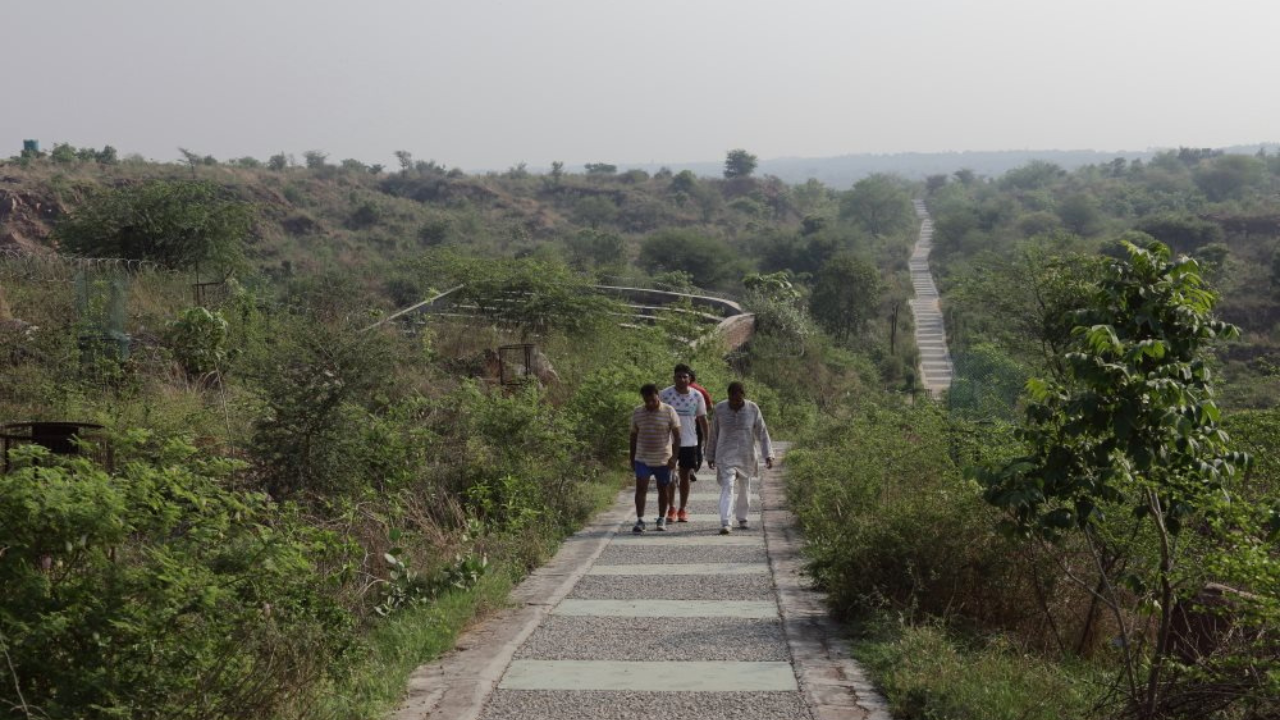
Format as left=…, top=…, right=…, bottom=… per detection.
left=1, top=421, right=111, bottom=473
left=498, top=344, right=536, bottom=387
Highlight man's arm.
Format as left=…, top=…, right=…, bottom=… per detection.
left=668, top=408, right=681, bottom=469
left=629, top=426, right=638, bottom=464
left=706, top=411, right=719, bottom=468
left=754, top=404, right=774, bottom=468
left=695, top=394, right=709, bottom=447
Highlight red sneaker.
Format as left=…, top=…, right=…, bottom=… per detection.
left=666, top=508, right=677, bottom=522
left=677, top=509, right=690, bottom=523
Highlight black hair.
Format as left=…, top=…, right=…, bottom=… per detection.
left=640, top=383, right=659, bottom=397
left=687, top=369, right=698, bottom=381
left=673, top=363, right=691, bottom=375
left=727, top=381, right=745, bottom=395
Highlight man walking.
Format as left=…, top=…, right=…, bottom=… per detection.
left=629, top=383, right=682, bottom=533
left=659, top=364, right=707, bottom=523
left=706, top=381, right=774, bottom=535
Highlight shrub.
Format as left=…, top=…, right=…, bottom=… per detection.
left=0, top=435, right=355, bottom=719
left=166, top=306, right=231, bottom=376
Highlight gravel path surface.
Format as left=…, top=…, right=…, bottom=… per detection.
left=397, top=442, right=890, bottom=720
left=595, top=545, right=767, bottom=565
left=569, top=574, right=776, bottom=601
left=479, top=690, right=811, bottom=720
left=514, top=616, right=789, bottom=661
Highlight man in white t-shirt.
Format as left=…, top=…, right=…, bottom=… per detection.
left=658, top=363, right=708, bottom=523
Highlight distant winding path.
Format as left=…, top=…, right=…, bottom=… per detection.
left=908, top=200, right=954, bottom=398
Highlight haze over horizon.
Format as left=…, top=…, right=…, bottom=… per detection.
left=7, top=0, right=1277, bottom=172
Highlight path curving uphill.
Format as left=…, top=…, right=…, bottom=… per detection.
left=908, top=200, right=953, bottom=398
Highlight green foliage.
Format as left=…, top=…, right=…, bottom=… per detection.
left=55, top=179, right=253, bottom=273
left=304, top=150, right=329, bottom=169
left=840, top=174, right=914, bottom=236
left=809, top=252, right=882, bottom=341
left=0, top=435, right=355, bottom=719
left=422, top=252, right=624, bottom=337
left=637, top=229, right=740, bottom=289
left=584, top=163, right=617, bottom=176
left=788, top=403, right=1024, bottom=618
left=571, top=195, right=618, bottom=227
left=166, top=306, right=231, bottom=376
left=859, top=622, right=1100, bottom=720
left=565, top=229, right=625, bottom=271
left=977, top=240, right=1274, bottom=719
left=248, top=317, right=395, bottom=497
left=50, top=142, right=78, bottom=164
left=947, top=241, right=1103, bottom=374
left=1193, top=154, right=1266, bottom=201
left=1134, top=213, right=1225, bottom=254
left=723, top=148, right=758, bottom=179
left=947, top=343, right=1031, bottom=422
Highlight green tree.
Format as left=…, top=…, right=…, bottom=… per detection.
left=637, top=229, right=738, bottom=288
left=267, top=152, right=288, bottom=171
left=50, top=143, right=78, bottom=164
left=999, top=160, right=1066, bottom=191
left=1193, top=154, right=1266, bottom=202
left=840, top=174, right=914, bottom=236
left=1056, top=192, right=1103, bottom=236
left=96, top=145, right=118, bottom=165
left=303, top=150, right=328, bottom=169
left=55, top=179, right=253, bottom=273
left=584, top=163, right=617, bottom=176
left=1134, top=213, right=1224, bottom=254
left=809, top=252, right=882, bottom=341
left=565, top=229, right=625, bottom=270
left=978, top=240, right=1269, bottom=719
left=723, top=148, right=758, bottom=179
left=669, top=169, right=698, bottom=195
left=572, top=196, right=617, bottom=227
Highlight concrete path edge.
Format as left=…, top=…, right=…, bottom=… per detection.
left=388, top=489, right=632, bottom=720
left=763, top=442, right=894, bottom=720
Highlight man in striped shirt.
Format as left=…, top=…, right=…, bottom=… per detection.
left=629, top=383, right=682, bottom=533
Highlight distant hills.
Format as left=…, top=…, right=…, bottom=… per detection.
left=622, top=144, right=1280, bottom=188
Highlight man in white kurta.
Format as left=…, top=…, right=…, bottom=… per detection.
left=706, top=381, right=774, bottom=534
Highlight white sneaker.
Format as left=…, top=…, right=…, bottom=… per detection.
left=719, top=525, right=731, bottom=535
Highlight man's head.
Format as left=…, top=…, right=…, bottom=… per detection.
left=672, top=363, right=691, bottom=391
left=727, top=381, right=746, bottom=409
left=640, top=383, right=660, bottom=410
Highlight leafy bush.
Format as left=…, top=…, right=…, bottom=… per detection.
left=0, top=435, right=355, bottom=720
left=55, top=179, right=253, bottom=273
left=788, top=403, right=1027, bottom=622
left=248, top=317, right=395, bottom=497
left=166, top=306, right=231, bottom=376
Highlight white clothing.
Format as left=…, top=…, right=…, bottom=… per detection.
left=659, top=385, right=706, bottom=448
left=707, top=399, right=773, bottom=527
left=717, top=465, right=752, bottom=526
left=705, top=399, right=773, bottom=477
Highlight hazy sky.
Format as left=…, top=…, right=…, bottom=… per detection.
left=7, top=0, right=1277, bottom=171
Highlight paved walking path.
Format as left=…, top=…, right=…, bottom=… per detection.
left=391, top=443, right=891, bottom=720
left=909, top=199, right=953, bottom=398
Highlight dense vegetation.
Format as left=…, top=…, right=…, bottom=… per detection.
left=2, top=143, right=1276, bottom=719
left=789, top=150, right=1280, bottom=719
left=0, top=146, right=910, bottom=718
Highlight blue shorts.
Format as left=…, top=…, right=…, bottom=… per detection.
left=633, top=460, right=673, bottom=487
